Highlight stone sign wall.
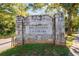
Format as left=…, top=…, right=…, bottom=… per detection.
left=55, top=12, right=65, bottom=45
left=24, top=15, right=53, bottom=40
left=16, top=13, right=65, bottom=45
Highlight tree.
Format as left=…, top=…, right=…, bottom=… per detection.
left=13, top=3, right=29, bottom=16
left=61, top=3, right=79, bottom=35
left=0, top=3, right=28, bottom=36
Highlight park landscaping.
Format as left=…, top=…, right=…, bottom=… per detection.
left=1, top=3, right=79, bottom=56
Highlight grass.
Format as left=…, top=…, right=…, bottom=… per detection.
left=0, top=44, right=70, bottom=56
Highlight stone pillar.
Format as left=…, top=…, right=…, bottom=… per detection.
left=55, top=12, right=65, bottom=45
left=16, top=16, right=24, bottom=45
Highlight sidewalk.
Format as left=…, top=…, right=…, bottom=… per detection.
left=69, top=34, right=79, bottom=56
left=0, top=38, right=12, bottom=53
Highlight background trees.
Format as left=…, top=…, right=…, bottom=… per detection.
left=61, top=3, right=79, bottom=35
left=0, top=3, right=79, bottom=37
left=0, top=3, right=28, bottom=36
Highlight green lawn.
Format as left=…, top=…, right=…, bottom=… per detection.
left=0, top=44, right=70, bottom=56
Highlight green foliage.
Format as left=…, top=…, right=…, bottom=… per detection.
left=72, top=16, right=79, bottom=31
left=0, top=4, right=15, bottom=36
left=0, top=44, right=70, bottom=56
left=66, top=35, right=75, bottom=47
left=0, top=3, right=28, bottom=37
left=32, top=3, right=46, bottom=10
left=61, top=3, right=79, bottom=35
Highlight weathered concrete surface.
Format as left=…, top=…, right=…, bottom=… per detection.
left=16, top=14, right=65, bottom=45
left=15, top=38, right=54, bottom=45
left=0, top=38, right=12, bottom=53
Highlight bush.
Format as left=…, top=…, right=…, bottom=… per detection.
left=66, top=35, right=75, bottom=47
